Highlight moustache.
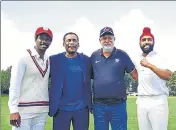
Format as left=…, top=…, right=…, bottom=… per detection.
left=68, top=46, right=76, bottom=48
left=142, top=43, right=152, bottom=47
left=40, top=43, right=50, bottom=47
left=104, top=42, right=113, bottom=46
left=140, top=43, right=154, bottom=54
left=67, top=45, right=77, bottom=48
left=40, top=41, right=51, bottom=45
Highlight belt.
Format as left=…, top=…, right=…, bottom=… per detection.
left=93, top=97, right=127, bottom=105
left=138, top=94, right=165, bottom=97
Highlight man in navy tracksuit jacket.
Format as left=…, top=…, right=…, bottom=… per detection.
left=91, top=27, right=138, bottom=130
left=49, top=32, right=92, bottom=130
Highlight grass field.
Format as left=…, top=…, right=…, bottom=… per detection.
left=1, top=96, right=176, bottom=130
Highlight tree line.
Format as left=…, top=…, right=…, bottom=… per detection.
left=1, top=66, right=176, bottom=96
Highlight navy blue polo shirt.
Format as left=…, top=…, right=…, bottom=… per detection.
left=91, top=47, right=135, bottom=99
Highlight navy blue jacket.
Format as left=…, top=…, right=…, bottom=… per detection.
left=48, top=52, right=92, bottom=117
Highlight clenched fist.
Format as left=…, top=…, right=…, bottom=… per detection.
left=10, top=112, right=21, bottom=127
left=140, top=58, right=151, bottom=68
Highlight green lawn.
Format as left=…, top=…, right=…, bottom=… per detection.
left=1, top=96, right=176, bottom=130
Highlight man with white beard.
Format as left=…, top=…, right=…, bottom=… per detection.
left=90, top=27, right=138, bottom=130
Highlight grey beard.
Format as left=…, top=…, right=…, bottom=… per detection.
left=103, top=46, right=114, bottom=52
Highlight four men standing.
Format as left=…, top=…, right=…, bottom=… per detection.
left=8, top=26, right=173, bottom=130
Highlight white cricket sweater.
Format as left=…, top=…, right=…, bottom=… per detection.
left=8, top=48, right=50, bottom=114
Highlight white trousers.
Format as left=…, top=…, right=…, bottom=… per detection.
left=137, top=96, right=169, bottom=130
left=12, top=113, right=48, bottom=130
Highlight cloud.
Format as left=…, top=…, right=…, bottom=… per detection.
left=1, top=9, right=175, bottom=70
left=1, top=11, right=34, bottom=69
left=67, top=17, right=100, bottom=56
left=112, top=9, right=175, bottom=70
left=1, top=11, right=65, bottom=69
left=113, top=9, right=156, bottom=55
left=47, top=17, right=100, bottom=57
left=46, top=32, right=63, bottom=56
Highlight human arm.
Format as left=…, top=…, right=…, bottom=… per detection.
left=8, top=57, right=26, bottom=127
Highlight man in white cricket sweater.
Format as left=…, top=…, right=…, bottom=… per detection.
left=8, top=27, right=53, bottom=130
left=135, top=27, right=174, bottom=130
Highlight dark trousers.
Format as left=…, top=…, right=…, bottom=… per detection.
left=53, top=108, right=89, bottom=130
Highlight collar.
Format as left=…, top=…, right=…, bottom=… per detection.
left=63, top=52, right=81, bottom=58
left=140, top=50, right=157, bottom=58
left=30, top=47, right=48, bottom=61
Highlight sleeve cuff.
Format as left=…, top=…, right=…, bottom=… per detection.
left=129, top=67, right=136, bottom=74
left=10, top=106, right=18, bottom=114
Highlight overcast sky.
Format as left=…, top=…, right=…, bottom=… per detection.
left=1, top=1, right=176, bottom=70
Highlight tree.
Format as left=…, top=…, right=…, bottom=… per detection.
left=1, top=66, right=12, bottom=94
left=125, top=73, right=138, bottom=93
left=166, top=72, right=176, bottom=96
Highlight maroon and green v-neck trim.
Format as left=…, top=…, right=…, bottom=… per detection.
left=27, top=49, right=48, bottom=78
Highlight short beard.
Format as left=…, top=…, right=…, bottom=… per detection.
left=68, top=51, right=76, bottom=55
left=140, top=43, right=154, bottom=54
left=102, top=43, right=114, bottom=53
left=66, top=45, right=78, bottom=55
left=66, top=48, right=77, bottom=55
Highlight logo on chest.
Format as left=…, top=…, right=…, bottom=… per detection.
left=115, top=58, right=120, bottom=63
left=95, top=60, right=101, bottom=64
left=94, top=58, right=120, bottom=64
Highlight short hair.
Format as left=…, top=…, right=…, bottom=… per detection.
left=63, top=32, right=79, bottom=42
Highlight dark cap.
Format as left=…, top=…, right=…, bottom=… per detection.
left=100, top=27, right=114, bottom=37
